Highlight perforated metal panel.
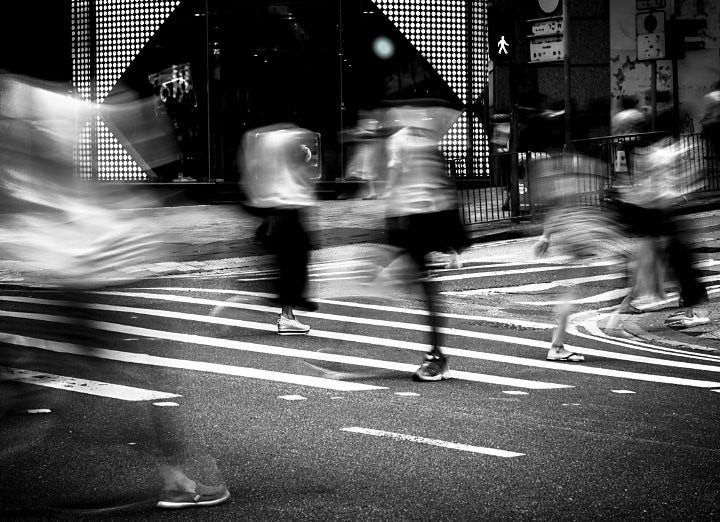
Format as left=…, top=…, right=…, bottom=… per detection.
left=71, top=0, right=180, bottom=181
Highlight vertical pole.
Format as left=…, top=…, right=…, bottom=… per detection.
left=670, top=17, right=681, bottom=139
left=205, top=0, right=212, bottom=181
left=650, top=60, right=657, bottom=131
left=89, top=0, right=98, bottom=181
left=563, top=0, right=571, bottom=148
left=465, top=0, right=473, bottom=178
left=338, top=0, right=345, bottom=181
left=510, top=104, right=520, bottom=219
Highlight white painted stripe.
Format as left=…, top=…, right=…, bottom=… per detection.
left=0, top=332, right=384, bottom=392
left=340, top=427, right=524, bottom=457
left=611, top=390, right=636, bottom=394
left=0, top=366, right=180, bottom=401
left=427, top=264, right=592, bottom=282
left=4, top=303, right=720, bottom=389
left=517, top=288, right=631, bottom=306
left=132, top=287, right=555, bottom=329
left=0, top=310, right=567, bottom=390
left=77, top=293, right=720, bottom=374
left=569, top=312, right=720, bottom=362
left=6, top=294, right=720, bottom=381
left=443, top=273, right=627, bottom=296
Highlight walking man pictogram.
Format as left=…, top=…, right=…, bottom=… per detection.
left=498, top=35, right=509, bottom=54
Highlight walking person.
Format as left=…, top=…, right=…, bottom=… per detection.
left=344, top=109, right=386, bottom=200
left=239, top=120, right=318, bottom=334
left=380, top=100, right=466, bottom=381
left=532, top=153, right=631, bottom=362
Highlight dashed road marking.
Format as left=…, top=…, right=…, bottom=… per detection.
left=341, top=427, right=525, bottom=457
left=0, top=366, right=180, bottom=401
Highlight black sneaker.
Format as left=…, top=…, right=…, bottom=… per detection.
left=412, top=354, right=449, bottom=382
left=157, top=484, right=230, bottom=509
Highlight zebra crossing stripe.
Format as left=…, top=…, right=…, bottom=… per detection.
left=443, top=272, right=627, bottom=296
left=0, top=331, right=385, bottom=392
left=0, top=310, right=569, bottom=390
left=0, top=366, right=180, bottom=401
left=340, top=427, right=524, bottom=457
left=4, top=299, right=720, bottom=389
left=131, top=287, right=555, bottom=330
left=77, top=292, right=720, bottom=372
left=5, top=295, right=720, bottom=386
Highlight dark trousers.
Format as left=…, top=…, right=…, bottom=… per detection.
left=611, top=201, right=707, bottom=308
left=266, top=208, right=311, bottom=308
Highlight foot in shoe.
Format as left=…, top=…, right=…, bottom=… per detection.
left=412, top=355, right=449, bottom=382
left=277, top=315, right=310, bottom=335
left=547, top=346, right=585, bottom=362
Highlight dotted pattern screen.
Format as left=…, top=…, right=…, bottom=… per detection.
left=71, top=0, right=180, bottom=181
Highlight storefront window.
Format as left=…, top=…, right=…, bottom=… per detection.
left=71, top=0, right=488, bottom=183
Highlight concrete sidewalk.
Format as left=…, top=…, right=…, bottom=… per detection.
left=615, top=296, right=720, bottom=354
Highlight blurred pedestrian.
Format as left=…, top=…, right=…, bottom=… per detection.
left=0, top=74, right=230, bottom=511
left=608, top=138, right=709, bottom=328
left=344, top=109, right=386, bottom=200
left=379, top=100, right=466, bottom=381
left=532, top=153, right=631, bottom=361
left=701, top=81, right=720, bottom=160
left=239, top=121, right=318, bottom=334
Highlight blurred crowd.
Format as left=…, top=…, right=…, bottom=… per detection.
left=1, top=70, right=719, bottom=513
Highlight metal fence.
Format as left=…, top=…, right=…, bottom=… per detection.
left=456, top=132, right=720, bottom=226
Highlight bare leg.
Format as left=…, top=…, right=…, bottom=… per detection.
left=547, top=288, right=585, bottom=362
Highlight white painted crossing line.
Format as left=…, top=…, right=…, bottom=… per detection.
left=71, top=292, right=720, bottom=373
left=132, top=287, right=555, bottom=329
left=4, top=298, right=720, bottom=389
left=0, top=366, right=180, bottom=401
left=0, top=332, right=384, bottom=392
left=0, top=310, right=568, bottom=390
left=427, top=264, right=600, bottom=283
left=340, top=427, right=524, bottom=457
left=443, top=273, right=627, bottom=296
left=5, top=294, right=720, bottom=384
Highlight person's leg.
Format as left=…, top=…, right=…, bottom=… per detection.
left=407, top=213, right=449, bottom=381
left=274, top=209, right=312, bottom=335
left=664, top=218, right=708, bottom=326
left=547, top=287, right=585, bottom=362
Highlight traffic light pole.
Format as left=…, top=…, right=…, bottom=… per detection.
left=563, top=0, right=571, bottom=149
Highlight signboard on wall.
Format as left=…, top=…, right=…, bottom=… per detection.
left=636, top=10, right=666, bottom=60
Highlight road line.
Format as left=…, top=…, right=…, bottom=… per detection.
left=516, top=288, right=631, bottom=306
left=427, top=264, right=596, bottom=282
left=0, top=366, right=180, bottom=401
left=443, top=273, right=627, bottom=295
left=0, top=310, right=567, bottom=390
left=3, top=303, right=720, bottom=389
left=340, top=427, right=524, bottom=457
left=0, top=331, right=384, bottom=392
left=79, top=293, right=720, bottom=371
left=129, top=287, right=555, bottom=329
left=5, top=294, right=720, bottom=377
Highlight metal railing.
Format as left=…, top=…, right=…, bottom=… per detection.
left=454, top=132, right=720, bottom=226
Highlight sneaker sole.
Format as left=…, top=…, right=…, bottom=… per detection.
left=278, top=330, right=310, bottom=335
left=157, top=491, right=230, bottom=509
left=412, top=370, right=450, bottom=382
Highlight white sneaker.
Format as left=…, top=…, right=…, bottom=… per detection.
left=668, top=314, right=710, bottom=328
left=277, top=315, right=310, bottom=335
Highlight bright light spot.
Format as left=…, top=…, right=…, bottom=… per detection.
left=372, top=36, right=395, bottom=59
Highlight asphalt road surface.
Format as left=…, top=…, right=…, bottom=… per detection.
left=1, top=216, right=720, bottom=520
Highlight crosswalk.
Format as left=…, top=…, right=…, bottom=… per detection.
left=2, top=238, right=720, bottom=403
